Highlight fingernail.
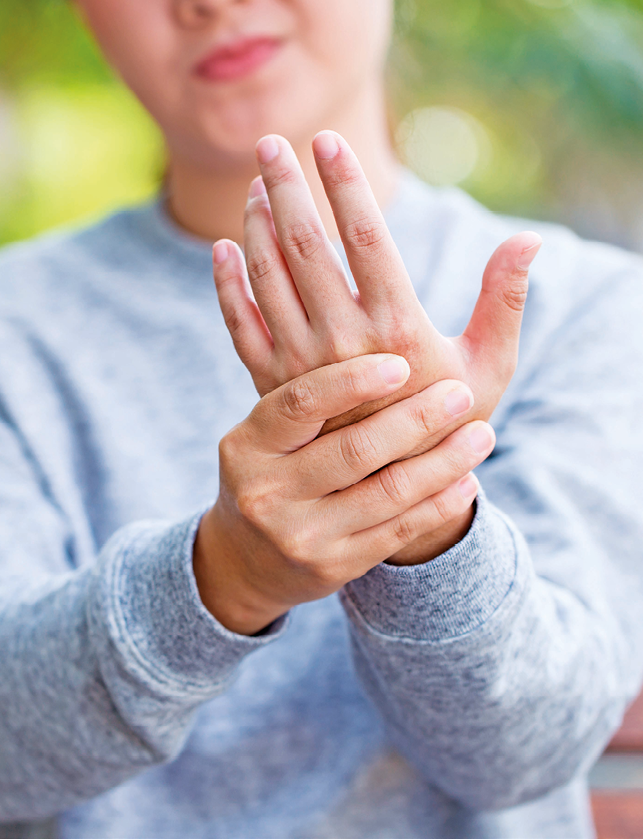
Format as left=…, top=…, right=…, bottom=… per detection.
left=213, top=240, right=229, bottom=265
left=469, top=425, right=494, bottom=454
left=516, top=232, right=542, bottom=271
left=256, top=135, right=280, bottom=164
left=458, top=474, right=479, bottom=499
left=248, top=177, right=266, bottom=199
left=444, top=389, right=472, bottom=417
left=313, top=131, right=339, bottom=160
left=378, top=357, right=410, bottom=385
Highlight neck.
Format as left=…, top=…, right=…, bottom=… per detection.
left=165, top=82, right=400, bottom=244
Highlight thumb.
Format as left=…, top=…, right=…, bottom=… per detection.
left=463, top=231, right=541, bottom=367
left=248, top=354, right=411, bottom=454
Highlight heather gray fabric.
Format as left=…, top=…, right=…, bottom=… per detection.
left=1, top=172, right=642, bottom=839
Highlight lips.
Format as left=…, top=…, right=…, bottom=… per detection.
left=195, top=37, right=282, bottom=83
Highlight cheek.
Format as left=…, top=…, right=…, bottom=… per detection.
left=77, top=0, right=182, bottom=118
left=300, top=0, right=392, bottom=78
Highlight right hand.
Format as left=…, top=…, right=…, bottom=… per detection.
left=193, top=354, right=496, bottom=636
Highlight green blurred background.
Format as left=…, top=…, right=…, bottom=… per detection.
left=1, top=0, right=643, bottom=250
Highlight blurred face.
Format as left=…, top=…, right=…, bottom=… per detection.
left=76, top=0, right=393, bottom=170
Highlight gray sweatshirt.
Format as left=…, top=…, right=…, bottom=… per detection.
left=1, top=173, right=642, bottom=839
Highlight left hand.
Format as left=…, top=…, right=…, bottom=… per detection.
left=212, top=130, right=541, bottom=460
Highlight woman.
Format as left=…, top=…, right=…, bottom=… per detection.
left=1, top=1, right=642, bottom=837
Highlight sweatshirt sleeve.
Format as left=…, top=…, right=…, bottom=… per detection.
left=0, top=414, right=287, bottom=822
left=340, top=258, right=643, bottom=811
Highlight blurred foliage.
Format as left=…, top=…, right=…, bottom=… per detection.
left=389, top=0, right=643, bottom=248
left=1, top=0, right=643, bottom=248
left=0, top=0, right=164, bottom=245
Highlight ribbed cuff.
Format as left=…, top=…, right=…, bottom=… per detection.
left=93, top=512, right=288, bottom=697
left=341, top=491, right=518, bottom=641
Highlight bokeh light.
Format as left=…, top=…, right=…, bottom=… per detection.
left=397, top=106, right=492, bottom=187
left=0, top=85, right=163, bottom=244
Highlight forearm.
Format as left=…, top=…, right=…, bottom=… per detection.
left=0, top=514, right=286, bottom=821
left=341, top=493, right=641, bottom=810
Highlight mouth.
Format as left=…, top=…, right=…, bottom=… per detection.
left=194, top=36, right=283, bottom=83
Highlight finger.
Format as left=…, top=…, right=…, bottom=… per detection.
left=289, top=380, right=475, bottom=498
left=247, top=354, right=411, bottom=454
left=213, top=238, right=275, bottom=383
left=344, top=473, right=480, bottom=569
left=462, top=231, right=542, bottom=369
left=312, top=130, right=418, bottom=312
left=319, top=420, right=493, bottom=537
left=255, top=135, right=356, bottom=328
left=243, top=177, right=311, bottom=345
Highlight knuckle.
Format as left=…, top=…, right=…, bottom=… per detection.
left=274, top=348, right=310, bottom=382
left=280, top=529, right=314, bottom=564
left=431, top=492, right=454, bottom=527
left=280, top=522, right=336, bottom=575
left=501, top=274, right=529, bottom=312
left=244, top=195, right=267, bottom=223
left=377, top=311, right=415, bottom=342
left=246, top=249, right=281, bottom=285
left=325, top=164, right=362, bottom=190
left=339, top=424, right=380, bottom=472
left=337, top=363, right=371, bottom=399
left=222, top=307, right=246, bottom=343
left=392, top=513, right=418, bottom=546
left=343, top=216, right=388, bottom=252
left=213, top=266, right=238, bottom=292
left=218, top=428, right=243, bottom=471
left=266, top=166, right=298, bottom=189
left=322, top=361, right=362, bottom=402
left=409, top=400, right=439, bottom=439
left=282, top=378, right=319, bottom=420
left=335, top=363, right=360, bottom=395
left=309, top=562, right=343, bottom=589
left=442, top=441, right=472, bottom=475
left=326, top=333, right=361, bottom=361
left=376, top=464, right=413, bottom=508
left=281, top=221, right=324, bottom=261
left=236, top=484, right=272, bottom=525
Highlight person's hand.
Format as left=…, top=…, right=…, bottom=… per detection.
left=194, top=355, right=495, bottom=636
left=212, top=131, right=541, bottom=455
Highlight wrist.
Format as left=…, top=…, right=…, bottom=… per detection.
left=193, top=506, right=286, bottom=636
left=386, top=504, right=475, bottom=566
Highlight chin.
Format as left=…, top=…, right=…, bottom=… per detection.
left=173, top=84, right=333, bottom=171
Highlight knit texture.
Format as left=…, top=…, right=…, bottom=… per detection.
left=1, top=173, right=642, bottom=838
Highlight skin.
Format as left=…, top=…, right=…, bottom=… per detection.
left=74, top=0, right=398, bottom=242
left=210, top=132, right=541, bottom=583
left=75, top=0, right=541, bottom=635
left=194, top=358, right=492, bottom=634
